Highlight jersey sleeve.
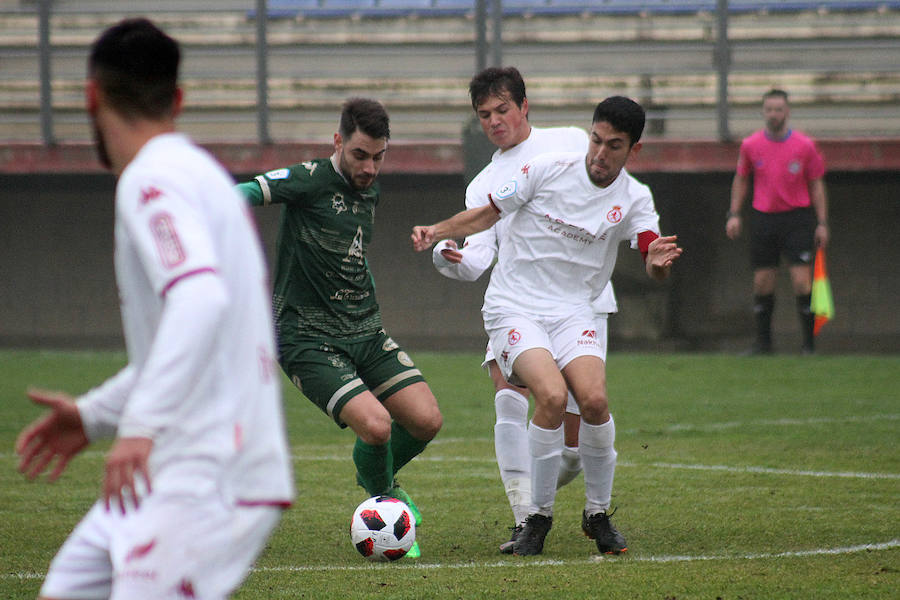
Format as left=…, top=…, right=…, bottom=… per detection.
left=240, top=163, right=318, bottom=207
left=432, top=226, right=498, bottom=281
left=116, top=170, right=220, bottom=298
left=626, top=187, right=662, bottom=250
left=805, top=140, right=826, bottom=180
left=489, top=156, right=544, bottom=216
left=736, top=138, right=754, bottom=177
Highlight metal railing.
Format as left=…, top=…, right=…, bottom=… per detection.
left=2, top=0, right=898, bottom=145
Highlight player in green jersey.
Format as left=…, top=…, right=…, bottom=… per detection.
left=237, top=99, right=442, bottom=556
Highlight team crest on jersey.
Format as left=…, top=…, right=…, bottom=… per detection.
left=265, top=168, right=290, bottom=180
left=507, top=328, right=521, bottom=345
left=332, top=193, right=347, bottom=214
left=496, top=180, right=517, bottom=199
left=606, top=205, right=623, bottom=224
left=383, top=338, right=399, bottom=352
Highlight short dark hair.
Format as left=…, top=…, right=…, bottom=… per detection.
left=468, top=66, right=527, bottom=112
left=763, top=88, right=789, bottom=103
left=339, top=98, right=390, bottom=141
left=88, top=18, right=180, bottom=120
left=592, top=96, right=645, bottom=146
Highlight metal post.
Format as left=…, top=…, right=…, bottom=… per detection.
left=475, top=0, right=487, bottom=73
left=490, top=0, right=502, bottom=67
left=714, top=0, right=731, bottom=142
left=38, top=0, right=54, bottom=145
left=256, top=0, right=271, bottom=144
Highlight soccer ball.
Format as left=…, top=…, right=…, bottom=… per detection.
left=350, top=495, right=416, bottom=562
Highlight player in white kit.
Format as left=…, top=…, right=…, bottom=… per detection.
left=15, top=19, right=294, bottom=599
left=430, top=67, right=617, bottom=553
left=413, top=96, right=682, bottom=556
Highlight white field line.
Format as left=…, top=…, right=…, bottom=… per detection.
left=1, top=452, right=897, bottom=480
left=4, top=539, right=898, bottom=580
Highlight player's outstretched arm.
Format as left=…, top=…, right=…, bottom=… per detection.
left=411, top=205, right=500, bottom=252
left=16, top=388, right=89, bottom=482
left=646, top=234, right=683, bottom=281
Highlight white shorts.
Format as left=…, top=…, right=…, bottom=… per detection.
left=41, top=493, right=282, bottom=600
left=483, top=315, right=609, bottom=415
left=485, top=311, right=606, bottom=388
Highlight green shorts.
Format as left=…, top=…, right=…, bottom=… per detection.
left=278, top=330, right=425, bottom=427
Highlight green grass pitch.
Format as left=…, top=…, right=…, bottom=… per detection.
left=1, top=349, right=897, bottom=599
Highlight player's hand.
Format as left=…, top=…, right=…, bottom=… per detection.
left=438, top=239, right=464, bottom=264
left=16, top=388, right=89, bottom=482
left=411, top=225, right=437, bottom=252
left=725, top=215, right=742, bottom=240
left=646, top=235, right=683, bottom=280
left=103, top=437, right=153, bottom=514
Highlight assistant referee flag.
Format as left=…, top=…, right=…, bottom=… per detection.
left=811, top=247, right=834, bottom=336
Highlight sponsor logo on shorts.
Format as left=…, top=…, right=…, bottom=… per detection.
left=507, top=328, right=521, bottom=345
left=397, top=351, right=414, bottom=367
left=607, top=205, right=623, bottom=224
left=582, top=329, right=597, bottom=338
left=496, top=180, right=517, bottom=199
left=329, top=355, right=346, bottom=369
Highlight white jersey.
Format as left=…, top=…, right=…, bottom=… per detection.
left=483, top=151, right=660, bottom=318
left=434, top=126, right=617, bottom=313
left=76, top=133, right=294, bottom=506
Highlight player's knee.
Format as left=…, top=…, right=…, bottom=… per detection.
left=355, top=414, right=393, bottom=446
left=578, top=390, right=609, bottom=424
left=533, top=386, right=567, bottom=415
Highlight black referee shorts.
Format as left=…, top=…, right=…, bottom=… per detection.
left=749, top=207, right=816, bottom=269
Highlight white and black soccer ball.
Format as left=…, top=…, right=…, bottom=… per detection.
left=350, top=495, right=416, bottom=562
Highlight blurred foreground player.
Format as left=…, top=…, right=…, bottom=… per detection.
left=236, top=98, right=442, bottom=558
left=15, top=18, right=294, bottom=599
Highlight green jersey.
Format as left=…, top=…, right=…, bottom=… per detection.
left=238, top=158, right=382, bottom=341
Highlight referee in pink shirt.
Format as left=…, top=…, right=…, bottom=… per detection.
left=726, top=89, right=829, bottom=355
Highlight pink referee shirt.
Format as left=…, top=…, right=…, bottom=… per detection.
left=736, top=129, right=826, bottom=213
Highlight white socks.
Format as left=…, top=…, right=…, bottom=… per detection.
left=579, top=415, right=617, bottom=515
left=528, top=420, right=564, bottom=516
left=557, top=444, right=582, bottom=488
left=494, top=389, right=531, bottom=524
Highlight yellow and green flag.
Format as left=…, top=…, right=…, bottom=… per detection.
left=811, top=247, right=834, bottom=336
